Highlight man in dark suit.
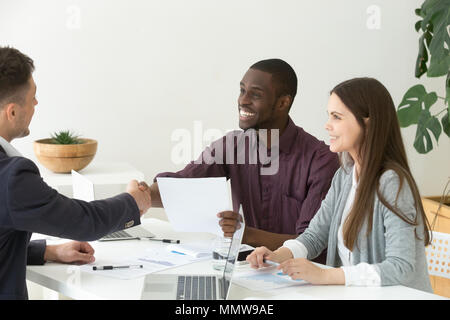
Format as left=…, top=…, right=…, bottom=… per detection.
left=0, top=46, right=152, bottom=299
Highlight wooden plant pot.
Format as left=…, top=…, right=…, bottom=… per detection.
left=34, top=138, right=97, bottom=173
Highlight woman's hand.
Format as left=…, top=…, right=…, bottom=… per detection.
left=246, top=246, right=293, bottom=269
left=278, top=258, right=345, bottom=285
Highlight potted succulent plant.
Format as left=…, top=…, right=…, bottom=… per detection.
left=34, top=130, right=97, bottom=173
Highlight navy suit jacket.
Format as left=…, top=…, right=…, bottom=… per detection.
left=0, top=146, right=141, bottom=299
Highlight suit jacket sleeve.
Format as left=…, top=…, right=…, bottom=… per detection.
left=27, top=240, right=46, bottom=265
left=5, top=157, right=141, bottom=242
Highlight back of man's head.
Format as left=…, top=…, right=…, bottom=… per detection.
left=250, top=58, right=297, bottom=107
left=0, top=46, right=35, bottom=110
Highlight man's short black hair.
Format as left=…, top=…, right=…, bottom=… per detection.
left=250, top=58, right=297, bottom=107
left=0, top=46, right=35, bottom=108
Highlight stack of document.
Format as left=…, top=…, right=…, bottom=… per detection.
left=81, top=246, right=211, bottom=280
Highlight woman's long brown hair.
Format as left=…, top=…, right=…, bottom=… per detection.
left=331, top=78, right=431, bottom=250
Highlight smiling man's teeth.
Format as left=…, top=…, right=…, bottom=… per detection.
left=240, top=110, right=255, bottom=117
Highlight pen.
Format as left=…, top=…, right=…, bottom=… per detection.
left=141, top=238, right=180, bottom=244
left=263, top=259, right=279, bottom=267
left=171, top=250, right=186, bottom=255
left=92, top=265, right=143, bottom=271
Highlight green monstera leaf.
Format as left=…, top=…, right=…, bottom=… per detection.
left=420, top=0, right=450, bottom=77
left=446, top=71, right=450, bottom=105
left=397, top=84, right=438, bottom=127
left=414, top=0, right=450, bottom=78
left=399, top=1, right=450, bottom=154
left=414, top=109, right=442, bottom=153
left=442, top=111, right=450, bottom=137
left=397, top=84, right=445, bottom=154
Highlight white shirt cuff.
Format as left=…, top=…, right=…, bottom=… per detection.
left=282, top=239, right=308, bottom=259
left=341, top=263, right=381, bottom=286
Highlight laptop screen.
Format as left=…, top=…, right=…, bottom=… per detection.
left=221, top=211, right=245, bottom=299
left=72, top=170, right=95, bottom=201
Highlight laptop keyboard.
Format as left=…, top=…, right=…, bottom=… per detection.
left=101, top=228, right=155, bottom=240
left=176, top=276, right=217, bottom=300
left=102, top=230, right=133, bottom=239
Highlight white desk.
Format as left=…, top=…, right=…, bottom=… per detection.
left=38, top=161, right=145, bottom=187
left=27, top=219, right=447, bottom=300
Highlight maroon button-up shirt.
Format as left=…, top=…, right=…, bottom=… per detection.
left=155, top=117, right=339, bottom=238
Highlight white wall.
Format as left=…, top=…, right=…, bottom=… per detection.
left=1, top=0, right=449, bottom=198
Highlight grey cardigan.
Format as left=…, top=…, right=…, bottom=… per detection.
left=297, top=166, right=433, bottom=293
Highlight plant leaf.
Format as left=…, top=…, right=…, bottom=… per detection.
left=415, top=8, right=423, bottom=18
left=397, top=85, right=438, bottom=127
left=415, top=20, right=423, bottom=32
left=413, top=109, right=442, bottom=153
left=442, top=111, right=450, bottom=137
left=427, top=48, right=450, bottom=77
left=424, top=1, right=450, bottom=64
left=50, top=130, right=82, bottom=144
left=446, top=71, right=450, bottom=105
left=415, top=33, right=429, bottom=78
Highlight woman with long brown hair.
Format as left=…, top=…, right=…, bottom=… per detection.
left=246, top=77, right=433, bottom=292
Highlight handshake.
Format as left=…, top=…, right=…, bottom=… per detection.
left=124, top=180, right=242, bottom=237
left=126, top=180, right=152, bottom=216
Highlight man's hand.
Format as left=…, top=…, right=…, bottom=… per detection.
left=217, top=210, right=242, bottom=238
left=127, top=180, right=152, bottom=216
left=44, top=241, right=95, bottom=265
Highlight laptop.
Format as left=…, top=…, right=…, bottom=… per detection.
left=141, top=212, right=245, bottom=300
left=71, top=170, right=155, bottom=241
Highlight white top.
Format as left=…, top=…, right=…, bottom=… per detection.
left=283, top=166, right=381, bottom=286
left=0, top=135, right=22, bottom=157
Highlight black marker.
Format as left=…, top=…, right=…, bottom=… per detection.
left=141, top=238, right=180, bottom=244
left=92, top=264, right=143, bottom=271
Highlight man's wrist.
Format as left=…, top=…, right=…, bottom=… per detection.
left=43, top=245, right=57, bottom=262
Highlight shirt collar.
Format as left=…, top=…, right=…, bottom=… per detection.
left=0, top=136, right=23, bottom=157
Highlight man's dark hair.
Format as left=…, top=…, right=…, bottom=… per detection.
left=250, top=58, right=298, bottom=107
left=0, top=46, right=35, bottom=108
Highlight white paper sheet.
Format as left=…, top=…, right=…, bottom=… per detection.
left=156, top=177, right=232, bottom=236
left=233, top=266, right=308, bottom=291
left=167, top=242, right=214, bottom=258
left=80, top=247, right=210, bottom=280
left=71, top=170, right=95, bottom=201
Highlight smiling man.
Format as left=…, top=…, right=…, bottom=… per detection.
left=147, top=59, right=339, bottom=257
